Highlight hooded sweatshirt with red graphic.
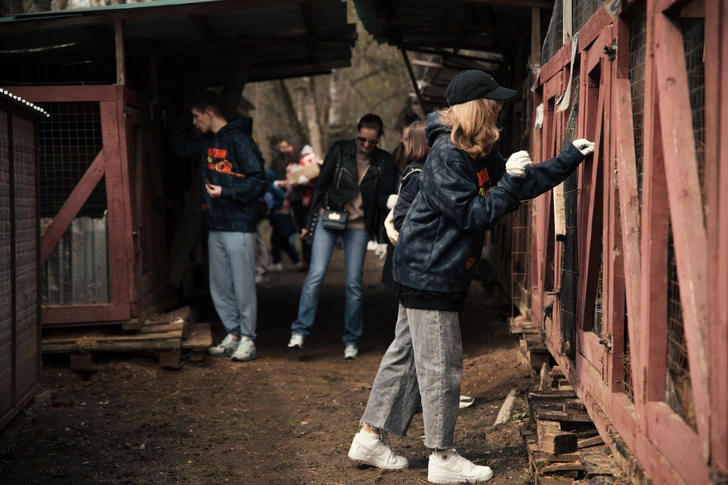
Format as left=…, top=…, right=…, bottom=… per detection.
left=171, top=115, right=267, bottom=233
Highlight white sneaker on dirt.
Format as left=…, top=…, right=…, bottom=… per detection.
left=288, top=334, right=304, bottom=349
left=459, top=395, right=474, bottom=409
left=428, top=449, right=493, bottom=483
left=269, top=263, right=283, bottom=272
left=208, top=334, right=239, bottom=357
left=348, top=432, right=408, bottom=470
left=344, top=344, right=359, bottom=359
left=231, top=336, right=257, bottom=362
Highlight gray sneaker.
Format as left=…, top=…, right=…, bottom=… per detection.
left=344, top=344, right=359, bottom=359
left=231, top=336, right=257, bottom=362
left=208, top=334, right=239, bottom=357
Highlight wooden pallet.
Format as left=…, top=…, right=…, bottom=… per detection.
left=521, top=370, right=627, bottom=484
left=42, top=307, right=212, bottom=370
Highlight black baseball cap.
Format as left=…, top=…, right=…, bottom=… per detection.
left=445, top=70, right=517, bottom=106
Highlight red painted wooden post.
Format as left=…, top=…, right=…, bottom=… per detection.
left=653, top=11, right=710, bottom=460
left=706, top=0, right=728, bottom=474
left=614, top=78, right=644, bottom=407
left=40, top=151, right=105, bottom=265
left=100, top=101, right=132, bottom=321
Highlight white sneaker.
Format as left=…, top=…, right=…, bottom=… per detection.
left=348, top=431, right=408, bottom=470
left=231, top=336, right=257, bottom=362
left=344, top=344, right=359, bottom=359
left=269, top=263, right=283, bottom=272
left=428, top=449, right=493, bottom=483
left=208, top=334, right=239, bottom=357
left=459, top=395, right=475, bottom=409
left=288, top=334, right=304, bottom=349
left=255, top=274, right=268, bottom=285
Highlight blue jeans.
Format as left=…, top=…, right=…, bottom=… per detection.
left=291, top=216, right=369, bottom=345
left=208, top=231, right=257, bottom=340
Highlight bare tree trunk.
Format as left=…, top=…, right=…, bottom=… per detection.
left=276, top=80, right=304, bottom=138
left=297, top=76, right=323, bottom=157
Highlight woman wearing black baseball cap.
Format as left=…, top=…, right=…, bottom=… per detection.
left=347, top=70, right=595, bottom=483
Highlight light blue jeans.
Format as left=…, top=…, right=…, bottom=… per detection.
left=291, top=217, right=370, bottom=345
left=208, top=231, right=257, bottom=340
left=362, top=305, right=463, bottom=449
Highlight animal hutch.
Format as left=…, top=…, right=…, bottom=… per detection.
left=0, top=0, right=356, bottom=365
left=0, top=90, right=47, bottom=430
left=354, top=0, right=725, bottom=482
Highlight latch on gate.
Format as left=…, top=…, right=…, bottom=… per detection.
left=604, top=39, right=618, bottom=61
left=599, top=333, right=613, bottom=353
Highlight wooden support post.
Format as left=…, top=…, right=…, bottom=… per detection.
left=553, top=183, right=566, bottom=241
left=562, top=0, right=573, bottom=44
left=220, top=51, right=253, bottom=120
left=159, top=350, right=183, bottom=369
left=531, top=7, right=541, bottom=66
left=400, top=48, right=428, bottom=112
left=70, top=353, right=96, bottom=373
left=115, top=20, right=125, bottom=86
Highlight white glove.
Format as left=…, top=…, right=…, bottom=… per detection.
left=505, top=150, right=533, bottom=178
left=384, top=208, right=399, bottom=245
left=374, top=243, right=388, bottom=260
left=297, top=174, right=309, bottom=185
left=572, top=139, right=595, bottom=156
left=386, top=194, right=398, bottom=210
left=273, top=180, right=285, bottom=189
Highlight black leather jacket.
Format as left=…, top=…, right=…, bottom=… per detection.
left=305, top=139, right=394, bottom=242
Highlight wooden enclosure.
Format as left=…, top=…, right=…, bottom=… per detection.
left=0, top=91, right=45, bottom=430
left=0, top=85, right=173, bottom=327
left=527, top=0, right=725, bottom=482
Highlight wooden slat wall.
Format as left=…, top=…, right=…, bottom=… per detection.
left=0, top=103, right=41, bottom=432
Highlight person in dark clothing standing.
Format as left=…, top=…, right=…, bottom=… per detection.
left=380, top=112, right=422, bottom=290
left=171, top=91, right=267, bottom=363
left=287, top=114, right=396, bottom=359
left=347, top=71, right=595, bottom=483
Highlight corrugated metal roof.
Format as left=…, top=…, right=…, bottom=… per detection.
left=352, top=0, right=552, bottom=107
left=0, top=0, right=355, bottom=85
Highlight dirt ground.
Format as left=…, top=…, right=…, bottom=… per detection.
left=0, top=246, right=540, bottom=485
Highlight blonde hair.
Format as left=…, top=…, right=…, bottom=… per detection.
left=437, top=98, right=502, bottom=160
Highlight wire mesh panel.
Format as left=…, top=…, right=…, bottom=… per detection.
left=666, top=228, right=697, bottom=431
left=594, top=256, right=604, bottom=336
left=682, top=17, right=705, bottom=208
left=541, top=0, right=564, bottom=65
left=629, top=6, right=647, bottom=208
left=573, top=0, right=602, bottom=34
left=37, top=102, right=110, bottom=306
left=37, top=103, right=106, bottom=219
left=511, top=202, right=532, bottom=314
left=560, top=74, right=579, bottom=361
left=623, top=303, right=634, bottom=401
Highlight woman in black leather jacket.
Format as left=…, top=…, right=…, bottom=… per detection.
left=287, top=114, right=396, bottom=359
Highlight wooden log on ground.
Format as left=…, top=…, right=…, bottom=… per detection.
left=542, top=432, right=579, bottom=455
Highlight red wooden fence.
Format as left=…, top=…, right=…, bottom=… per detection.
left=527, top=0, right=726, bottom=482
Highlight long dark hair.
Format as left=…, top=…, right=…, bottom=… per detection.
left=402, top=121, right=430, bottom=167
left=396, top=112, right=422, bottom=172
left=285, top=134, right=305, bottom=162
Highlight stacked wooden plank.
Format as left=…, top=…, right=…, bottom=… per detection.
left=42, top=306, right=212, bottom=370
left=521, top=366, right=628, bottom=484
left=510, top=315, right=551, bottom=371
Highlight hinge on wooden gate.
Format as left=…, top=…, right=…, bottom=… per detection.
left=604, top=39, right=618, bottom=61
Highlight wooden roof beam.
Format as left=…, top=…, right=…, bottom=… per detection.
left=461, top=0, right=553, bottom=9
left=189, top=14, right=217, bottom=43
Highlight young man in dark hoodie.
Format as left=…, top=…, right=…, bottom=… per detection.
left=347, top=71, right=595, bottom=483
left=171, top=92, right=268, bottom=362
